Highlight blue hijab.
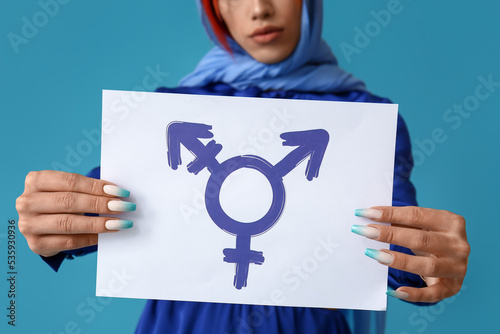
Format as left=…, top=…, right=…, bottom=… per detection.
left=179, top=0, right=366, bottom=93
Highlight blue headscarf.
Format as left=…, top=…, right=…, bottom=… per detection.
left=179, top=0, right=366, bottom=93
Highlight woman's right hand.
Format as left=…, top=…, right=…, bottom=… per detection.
left=16, top=170, right=135, bottom=257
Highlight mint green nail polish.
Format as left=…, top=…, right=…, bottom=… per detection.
left=365, top=248, right=378, bottom=259
left=386, top=289, right=409, bottom=300
left=103, top=185, right=131, bottom=198
left=108, top=200, right=136, bottom=212
left=351, top=225, right=380, bottom=239
left=365, top=248, right=394, bottom=264
left=105, top=220, right=133, bottom=230
left=355, top=209, right=382, bottom=219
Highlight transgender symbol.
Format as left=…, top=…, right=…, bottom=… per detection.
left=167, top=122, right=329, bottom=290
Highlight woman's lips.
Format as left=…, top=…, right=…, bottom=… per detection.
left=250, top=26, right=284, bottom=44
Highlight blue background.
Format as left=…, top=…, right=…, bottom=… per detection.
left=1, top=0, right=498, bottom=333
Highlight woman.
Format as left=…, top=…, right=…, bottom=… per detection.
left=16, top=0, right=469, bottom=333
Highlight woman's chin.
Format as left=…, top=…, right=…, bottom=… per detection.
left=248, top=49, right=294, bottom=64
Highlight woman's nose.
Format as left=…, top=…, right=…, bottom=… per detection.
left=251, top=0, right=275, bottom=20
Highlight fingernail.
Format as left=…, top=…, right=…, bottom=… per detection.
left=355, top=209, right=382, bottom=219
left=108, top=200, right=136, bottom=212
left=365, top=248, right=394, bottom=265
left=351, top=225, right=380, bottom=239
left=386, top=289, right=409, bottom=300
left=105, top=220, right=133, bottom=230
left=103, top=185, right=130, bottom=198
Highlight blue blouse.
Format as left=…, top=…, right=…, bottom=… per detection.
left=42, top=83, right=426, bottom=334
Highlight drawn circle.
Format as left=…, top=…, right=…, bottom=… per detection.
left=205, top=155, right=285, bottom=236
left=219, top=168, right=273, bottom=223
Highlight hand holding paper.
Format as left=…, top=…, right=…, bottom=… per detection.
left=352, top=206, right=470, bottom=303
left=16, top=170, right=135, bottom=257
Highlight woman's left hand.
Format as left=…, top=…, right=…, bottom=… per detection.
left=351, top=206, right=470, bottom=303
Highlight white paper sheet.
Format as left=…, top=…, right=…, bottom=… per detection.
left=97, top=89, right=398, bottom=311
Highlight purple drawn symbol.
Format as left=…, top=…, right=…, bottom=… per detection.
left=167, top=121, right=329, bottom=289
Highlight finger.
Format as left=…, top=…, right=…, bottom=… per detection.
left=358, top=206, right=459, bottom=232
left=28, top=234, right=99, bottom=257
left=20, top=214, right=133, bottom=234
left=365, top=249, right=457, bottom=278
left=366, top=224, right=452, bottom=255
left=388, top=283, right=458, bottom=303
left=24, top=171, right=130, bottom=197
left=21, top=192, right=136, bottom=215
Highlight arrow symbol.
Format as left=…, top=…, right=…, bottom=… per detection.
left=167, top=121, right=222, bottom=174
left=273, top=129, right=329, bottom=181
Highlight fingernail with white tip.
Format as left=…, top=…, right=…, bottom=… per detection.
left=386, top=289, right=409, bottom=300
left=351, top=225, right=380, bottom=239
left=108, top=200, right=136, bottom=212
left=355, top=208, right=382, bottom=219
left=105, top=220, right=133, bottom=230
left=365, top=248, right=394, bottom=265
left=103, top=185, right=130, bottom=198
